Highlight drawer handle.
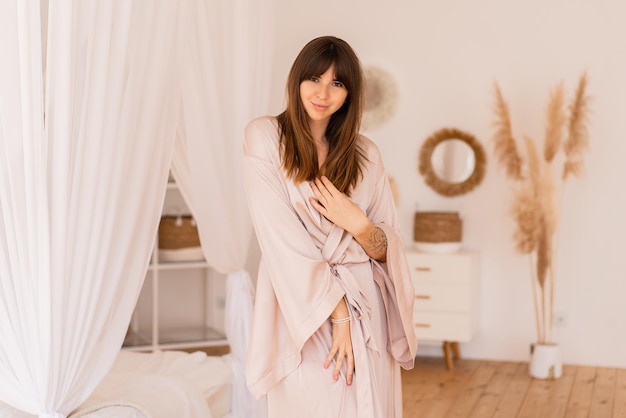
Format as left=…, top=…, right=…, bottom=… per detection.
left=415, top=266, right=431, bottom=272
left=415, top=322, right=431, bottom=328
left=415, top=294, right=431, bottom=300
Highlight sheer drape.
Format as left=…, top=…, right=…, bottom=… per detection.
left=170, top=1, right=274, bottom=417
left=0, top=1, right=187, bottom=416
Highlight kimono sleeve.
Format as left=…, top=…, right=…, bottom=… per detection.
left=363, top=140, right=418, bottom=368
left=242, top=118, right=345, bottom=350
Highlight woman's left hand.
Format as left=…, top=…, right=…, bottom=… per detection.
left=309, top=176, right=369, bottom=235
left=324, top=320, right=354, bottom=385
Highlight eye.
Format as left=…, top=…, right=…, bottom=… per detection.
left=309, top=76, right=320, bottom=82
left=332, top=81, right=345, bottom=88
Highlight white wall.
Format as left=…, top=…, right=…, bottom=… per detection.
left=261, top=0, right=626, bottom=368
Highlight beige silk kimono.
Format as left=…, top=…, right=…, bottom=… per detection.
left=243, top=116, right=417, bottom=417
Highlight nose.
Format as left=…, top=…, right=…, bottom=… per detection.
left=316, top=83, right=330, bottom=99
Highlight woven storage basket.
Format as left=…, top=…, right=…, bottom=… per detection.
left=158, top=215, right=201, bottom=250
left=413, top=211, right=462, bottom=243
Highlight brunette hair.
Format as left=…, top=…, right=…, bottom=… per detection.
left=276, top=36, right=365, bottom=195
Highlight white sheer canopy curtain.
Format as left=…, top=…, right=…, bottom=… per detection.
left=170, top=0, right=274, bottom=417
left=0, top=1, right=187, bottom=416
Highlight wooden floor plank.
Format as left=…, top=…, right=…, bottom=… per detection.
left=564, top=366, right=596, bottom=418
left=467, top=361, right=520, bottom=418
left=443, top=361, right=499, bottom=418
left=589, top=367, right=617, bottom=418
left=401, top=357, right=626, bottom=418
left=614, top=368, right=626, bottom=418
left=402, top=356, right=453, bottom=415
left=418, top=359, right=482, bottom=418
left=539, top=365, right=577, bottom=418
left=517, top=376, right=555, bottom=418
left=492, top=362, right=532, bottom=418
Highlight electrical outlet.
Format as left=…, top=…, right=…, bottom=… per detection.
left=554, top=312, right=568, bottom=327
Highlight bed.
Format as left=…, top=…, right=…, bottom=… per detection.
left=0, top=350, right=233, bottom=418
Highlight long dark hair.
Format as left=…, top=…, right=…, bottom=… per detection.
left=277, top=36, right=365, bottom=196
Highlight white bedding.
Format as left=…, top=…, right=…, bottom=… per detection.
left=0, top=403, right=148, bottom=418
left=0, top=350, right=233, bottom=418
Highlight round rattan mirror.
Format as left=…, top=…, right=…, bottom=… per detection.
left=418, top=128, right=486, bottom=197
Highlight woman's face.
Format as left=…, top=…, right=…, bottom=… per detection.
left=299, top=64, right=348, bottom=125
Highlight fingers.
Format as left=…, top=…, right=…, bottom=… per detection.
left=309, top=180, right=327, bottom=208
left=333, top=349, right=345, bottom=381
left=319, top=176, right=340, bottom=195
left=346, top=351, right=354, bottom=385
left=309, top=176, right=345, bottom=217
left=324, top=337, right=355, bottom=384
left=324, top=346, right=337, bottom=369
left=334, top=347, right=355, bottom=385
left=323, top=343, right=346, bottom=382
left=310, top=176, right=338, bottom=198
left=309, top=178, right=332, bottom=217
left=326, top=345, right=353, bottom=383
left=309, top=196, right=325, bottom=213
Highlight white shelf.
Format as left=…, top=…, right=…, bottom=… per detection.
left=148, top=261, right=209, bottom=271
left=123, top=327, right=227, bottom=351
left=123, top=330, right=152, bottom=349
left=123, top=176, right=227, bottom=352
left=159, top=326, right=226, bottom=345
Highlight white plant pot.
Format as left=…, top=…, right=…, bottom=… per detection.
left=529, top=343, right=562, bottom=379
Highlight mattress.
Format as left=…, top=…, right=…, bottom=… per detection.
left=0, top=350, right=233, bottom=418
left=0, top=403, right=147, bottom=418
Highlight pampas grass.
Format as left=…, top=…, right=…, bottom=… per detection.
left=511, top=185, right=540, bottom=254
left=544, top=82, right=566, bottom=163
left=492, top=72, right=591, bottom=345
left=493, top=85, right=524, bottom=181
left=563, top=73, right=591, bottom=180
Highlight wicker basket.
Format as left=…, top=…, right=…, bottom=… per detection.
left=158, top=215, right=201, bottom=250
left=413, top=211, right=462, bottom=243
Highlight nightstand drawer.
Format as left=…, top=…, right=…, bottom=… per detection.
left=405, top=252, right=474, bottom=284
left=413, top=283, right=471, bottom=312
left=413, top=312, right=473, bottom=342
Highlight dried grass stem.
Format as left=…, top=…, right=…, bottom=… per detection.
left=491, top=72, right=591, bottom=344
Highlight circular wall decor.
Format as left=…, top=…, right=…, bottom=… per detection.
left=418, top=128, right=487, bottom=197
left=362, top=65, right=398, bottom=130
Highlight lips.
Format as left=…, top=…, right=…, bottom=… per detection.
left=312, top=102, right=328, bottom=110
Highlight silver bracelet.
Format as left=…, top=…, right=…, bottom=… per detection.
left=330, top=316, right=351, bottom=324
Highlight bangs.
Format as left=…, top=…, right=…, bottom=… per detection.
left=330, top=55, right=356, bottom=90
left=300, top=50, right=354, bottom=92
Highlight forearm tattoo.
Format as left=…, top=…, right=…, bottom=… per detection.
left=362, top=227, right=388, bottom=261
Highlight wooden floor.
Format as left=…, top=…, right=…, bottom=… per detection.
left=402, top=356, right=626, bottom=418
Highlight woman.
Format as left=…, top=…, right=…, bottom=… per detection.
left=242, top=36, right=417, bottom=417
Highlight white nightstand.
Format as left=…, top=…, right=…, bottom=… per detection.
left=405, top=249, right=480, bottom=369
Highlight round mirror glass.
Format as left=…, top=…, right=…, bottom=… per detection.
left=430, top=139, right=476, bottom=183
